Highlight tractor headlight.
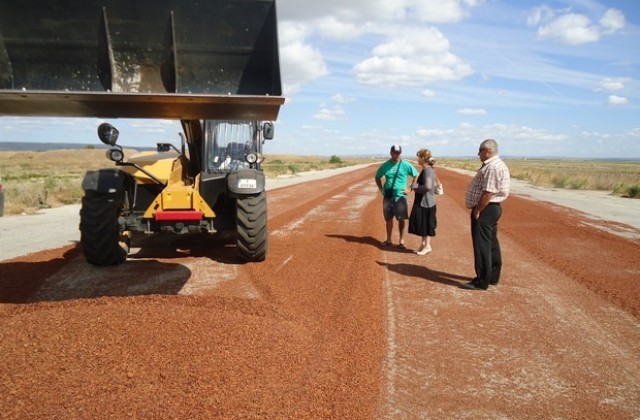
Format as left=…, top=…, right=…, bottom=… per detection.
left=108, top=148, right=124, bottom=162
left=246, top=152, right=259, bottom=164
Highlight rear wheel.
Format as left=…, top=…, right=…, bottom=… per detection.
left=236, top=192, right=268, bottom=261
left=80, top=190, right=129, bottom=266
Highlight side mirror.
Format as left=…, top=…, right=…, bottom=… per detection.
left=97, top=123, right=119, bottom=146
left=263, top=122, right=274, bottom=140
left=157, top=143, right=171, bottom=152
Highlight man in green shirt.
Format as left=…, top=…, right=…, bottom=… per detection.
left=375, top=145, right=419, bottom=248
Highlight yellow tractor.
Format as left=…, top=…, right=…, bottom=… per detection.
left=0, top=0, right=285, bottom=265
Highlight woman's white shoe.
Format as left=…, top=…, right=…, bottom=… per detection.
left=415, top=247, right=432, bottom=255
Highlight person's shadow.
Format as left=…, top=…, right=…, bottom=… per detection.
left=326, top=234, right=380, bottom=247
left=376, top=261, right=472, bottom=288
left=326, top=234, right=413, bottom=253
left=326, top=234, right=473, bottom=286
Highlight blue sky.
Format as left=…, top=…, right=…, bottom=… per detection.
left=1, top=0, right=639, bottom=158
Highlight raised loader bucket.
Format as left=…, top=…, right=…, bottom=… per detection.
left=0, top=0, right=283, bottom=120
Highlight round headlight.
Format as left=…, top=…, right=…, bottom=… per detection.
left=246, top=152, right=258, bottom=164
left=108, top=148, right=124, bottom=162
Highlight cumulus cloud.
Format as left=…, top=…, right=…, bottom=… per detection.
left=276, top=1, right=482, bottom=93
left=415, top=122, right=570, bottom=144
left=407, top=122, right=582, bottom=157
left=526, top=5, right=556, bottom=27
left=456, top=108, right=487, bottom=115
left=316, top=16, right=365, bottom=40
left=314, top=106, right=347, bottom=121
left=598, top=77, right=629, bottom=91
left=279, top=23, right=329, bottom=96
left=278, top=0, right=483, bottom=25
left=537, top=13, right=600, bottom=45
left=600, top=9, right=625, bottom=34
left=353, top=27, right=473, bottom=87
left=412, top=0, right=485, bottom=23
left=331, top=94, right=356, bottom=104
left=607, top=95, right=629, bottom=106
left=528, top=7, right=625, bottom=45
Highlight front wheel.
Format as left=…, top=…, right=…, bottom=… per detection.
left=236, top=192, right=268, bottom=262
left=79, top=190, right=128, bottom=266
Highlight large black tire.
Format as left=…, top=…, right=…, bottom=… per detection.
left=236, top=191, right=268, bottom=262
left=79, top=190, right=128, bottom=266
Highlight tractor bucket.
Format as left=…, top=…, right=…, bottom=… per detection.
left=0, top=0, right=284, bottom=120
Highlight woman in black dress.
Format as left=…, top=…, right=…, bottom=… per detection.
left=409, top=149, right=437, bottom=255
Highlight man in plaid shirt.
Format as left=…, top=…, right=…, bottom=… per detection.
left=462, top=139, right=510, bottom=290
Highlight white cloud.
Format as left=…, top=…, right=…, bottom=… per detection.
left=274, top=116, right=640, bottom=158
left=278, top=0, right=483, bottom=24
left=456, top=108, right=487, bottom=115
left=606, top=95, right=629, bottom=106
left=313, top=106, right=346, bottom=121
left=421, top=89, right=436, bottom=97
left=526, top=5, right=555, bottom=27
left=316, top=16, right=365, bottom=40
left=353, top=27, right=473, bottom=87
left=331, top=94, right=356, bottom=104
left=599, top=9, right=625, bottom=34
left=278, top=21, right=313, bottom=46
left=276, top=1, right=483, bottom=95
left=415, top=122, right=570, bottom=146
left=412, top=0, right=484, bottom=23
left=279, top=22, right=329, bottom=96
left=372, top=27, right=451, bottom=56
left=537, top=13, right=600, bottom=45
left=598, top=77, right=629, bottom=91
left=530, top=8, right=626, bottom=45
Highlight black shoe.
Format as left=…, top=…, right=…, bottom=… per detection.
left=489, top=280, right=499, bottom=286
left=460, top=281, right=487, bottom=290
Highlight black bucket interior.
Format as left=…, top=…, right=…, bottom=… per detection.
left=0, top=0, right=281, bottom=96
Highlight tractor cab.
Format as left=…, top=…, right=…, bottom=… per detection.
left=205, top=120, right=274, bottom=173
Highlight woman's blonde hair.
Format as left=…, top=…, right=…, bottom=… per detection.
left=416, top=148, right=432, bottom=160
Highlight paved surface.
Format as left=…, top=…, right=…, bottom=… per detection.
left=1, top=164, right=639, bottom=261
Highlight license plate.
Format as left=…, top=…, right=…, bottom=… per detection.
left=237, top=179, right=257, bottom=189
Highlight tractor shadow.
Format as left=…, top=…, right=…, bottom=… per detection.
left=0, top=233, right=247, bottom=304
left=127, top=231, right=242, bottom=264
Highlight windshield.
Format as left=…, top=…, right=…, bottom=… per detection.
left=204, top=121, right=260, bottom=173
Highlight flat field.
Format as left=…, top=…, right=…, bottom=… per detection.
left=0, top=149, right=377, bottom=215
left=440, top=157, right=640, bottom=198
left=1, top=150, right=638, bottom=216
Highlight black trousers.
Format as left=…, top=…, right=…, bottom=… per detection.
left=471, top=203, right=502, bottom=288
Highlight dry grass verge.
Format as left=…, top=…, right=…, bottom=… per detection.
left=2, top=150, right=637, bottom=216
left=0, top=150, right=378, bottom=215
left=439, top=158, right=640, bottom=199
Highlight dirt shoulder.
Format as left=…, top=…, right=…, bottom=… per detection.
left=446, top=167, right=640, bottom=239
